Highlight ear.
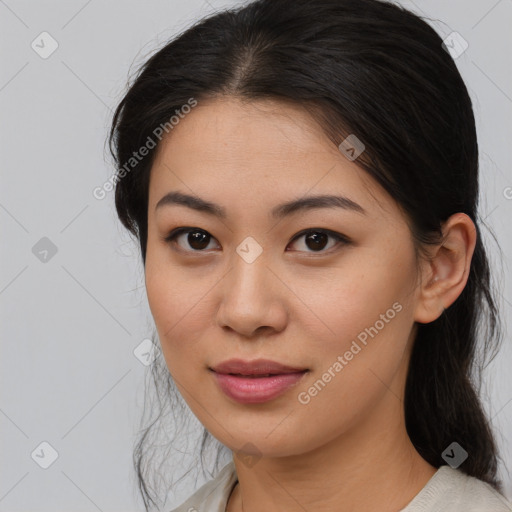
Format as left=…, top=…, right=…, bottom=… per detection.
left=414, top=213, right=477, bottom=324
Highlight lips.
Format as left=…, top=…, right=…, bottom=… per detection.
left=210, top=358, right=309, bottom=404
left=210, top=358, right=307, bottom=376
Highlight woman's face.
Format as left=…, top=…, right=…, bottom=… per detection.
left=145, top=97, right=425, bottom=458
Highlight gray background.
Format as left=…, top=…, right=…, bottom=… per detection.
left=1, top=0, right=511, bottom=510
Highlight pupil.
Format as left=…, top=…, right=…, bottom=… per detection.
left=306, top=232, right=327, bottom=251
left=189, top=230, right=209, bottom=250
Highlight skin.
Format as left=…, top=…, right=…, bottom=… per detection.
left=144, top=97, right=477, bottom=512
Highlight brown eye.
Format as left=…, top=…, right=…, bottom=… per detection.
left=164, top=228, right=219, bottom=252
left=287, top=229, right=350, bottom=254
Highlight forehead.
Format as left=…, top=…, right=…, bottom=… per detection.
left=148, top=97, right=397, bottom=221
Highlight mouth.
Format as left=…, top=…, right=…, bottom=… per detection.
left=208, top=360, right=309, bottom=404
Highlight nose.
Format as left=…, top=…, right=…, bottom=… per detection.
left=215, top=251, right=288, bottom=339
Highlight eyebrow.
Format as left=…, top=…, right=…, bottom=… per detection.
left=155, top=191, right=367, bottom=219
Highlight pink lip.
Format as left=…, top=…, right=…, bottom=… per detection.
left=209, top=358, right=309, bottom=404
left=211, top=371, right=308, bottom=403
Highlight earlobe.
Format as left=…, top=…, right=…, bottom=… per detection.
left=413, top=273, right=447, bottom=324
left=413, top=213, right=477, bottom=325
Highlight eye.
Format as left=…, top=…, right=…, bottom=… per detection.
left=164, top=227, right=220, bottom=252
left=163, top=227, right=350, bottom=254
left=287, top=228, right=350, bottom=254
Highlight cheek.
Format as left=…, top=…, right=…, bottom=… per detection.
left=289, top=280, right=413, bottom=447
left=295, top=252, right=414, bottom=350
left=145, top=238, right=192, bottom=331
left=293, top=253, right=417, bottom=414
left=144, top=254, right=215, bottom=373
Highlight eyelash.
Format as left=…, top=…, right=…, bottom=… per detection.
left=163, top=227, right=351, bottom=255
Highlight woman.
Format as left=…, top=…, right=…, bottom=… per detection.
left=108, top=0, right=511, bottom=510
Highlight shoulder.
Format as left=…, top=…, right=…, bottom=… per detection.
left=401, top=465, right=512, bottom=512
left=168, top=460, right=238, bottom=512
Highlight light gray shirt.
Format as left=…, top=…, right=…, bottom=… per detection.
left=169, top=460, right=512, bottom=512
